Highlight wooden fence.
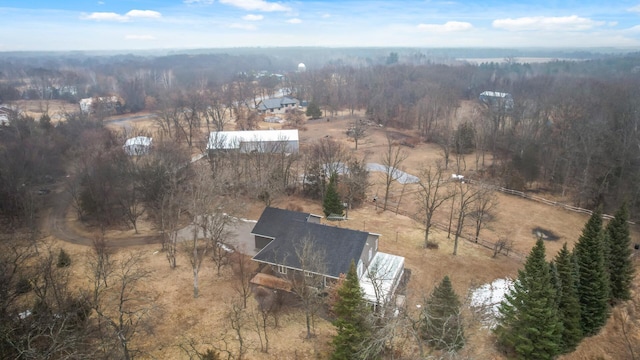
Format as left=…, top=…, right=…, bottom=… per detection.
left=375, top=177, right=635, bottom=263
left=464, top=179, right=635, bottom=224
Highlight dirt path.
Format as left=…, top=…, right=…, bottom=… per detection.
left=44, top=178, right=162, bottom=247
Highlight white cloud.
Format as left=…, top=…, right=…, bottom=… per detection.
left=125, top=10, right=162, bottom=19
left=287, top=18, right=302, bottom=24
left=230, top=23, right=257, bottom=30
left=492, top=15, right=604, bottom=31
left=97, top=1, right=105, bottom=5
left=82, top=12, right=128, bottom=22
left=628, top=5, right=640, bottom=13
left=242, top=14, right=264, bottom=21
left=220, top=0, right=291, bottom=12
left=82, top=9, right=161, bottom=22
left=417, top=21, right=473, bottom=32
left=321, top=13, right=331, bottom=19
left=125, top=34, right=156, bottom=40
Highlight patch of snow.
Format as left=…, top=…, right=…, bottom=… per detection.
left=19, top=310, right=32, bottom=319
left=470, top=278, right=513, bottom=329
left=366, top=163, right=419, bottom=184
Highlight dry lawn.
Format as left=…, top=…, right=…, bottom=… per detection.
left=43, top=102, right=640, bottom=359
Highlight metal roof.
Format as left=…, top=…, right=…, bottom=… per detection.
left=207, top=129, right=298, bottom=150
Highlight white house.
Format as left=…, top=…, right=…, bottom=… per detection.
left=123, top=136, right=152, bottom=156
left=207, top=129, right=299, bottom=153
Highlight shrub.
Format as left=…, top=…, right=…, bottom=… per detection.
left=15, top=277, right=32, bottom=294
left=57, top=249, right=71, bottom=268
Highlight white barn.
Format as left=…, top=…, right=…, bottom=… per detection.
left=123, top=136, right=152, bottom=156
left=207, top=130, right=299, bottom=153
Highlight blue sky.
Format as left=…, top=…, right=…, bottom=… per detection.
left=2, top=0, right=640, bottom=51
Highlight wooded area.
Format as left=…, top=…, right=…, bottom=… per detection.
left=0, top=49, right=639, bottom=359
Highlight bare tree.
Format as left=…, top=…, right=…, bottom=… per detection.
left=342, top=156, right=370, bottom=218
left=347, top=119, right=368, bottom=150
left=185, top=166, right=216, bottom=298
left=416, top=164, right=453, bottom=248
left=251, top=288, right=278, bottom=353
left=381, top=135, right=408, bottom=211
left=138, top=140, right=190, bottom=268
left=286, top=109, right=306, bottom=128
left=227, top=300, right=249, bottom=360
left=118, top=154, right=145, bottom=234
left=452, top=182, right=479, bottom=255
left=206, top=212, right=237, bottom=276
left=471, top=185, right=498, bottom=242
left=91, top=252, right=158, bottom=360
left=232, top=253, right=254, bottom=309
left=203, top=90, right=232, bottom=132
left=292, top=236, right=328, bottom=338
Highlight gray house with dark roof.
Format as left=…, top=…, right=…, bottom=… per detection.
left=256, top=96, right=299, bottom=114
left=251, top=207, right=405, bottom=306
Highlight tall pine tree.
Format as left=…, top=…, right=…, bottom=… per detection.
left=606, top=203, right=634, bottom=303
left=332, top=261, right=369, bottom=360
left=495, top=238, right=562, bottom=360
left=422, top=275, right=465, bottom=351
left=553, top=243, right=583, bottom=353
left=574, top=208, right=610, bottom=336
left=323, top=173, right=344, bottom=217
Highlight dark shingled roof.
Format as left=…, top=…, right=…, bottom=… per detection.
left=257, top=96, right=298, bottom=111
left=251, top=207, right=310, bottom=238
left=252, top=207, right=369, bottom=279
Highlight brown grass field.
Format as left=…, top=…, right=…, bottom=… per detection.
left=32, top=100, right=640, bottom=359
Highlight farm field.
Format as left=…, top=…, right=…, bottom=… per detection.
left=36, top=100, right=640, bottom=359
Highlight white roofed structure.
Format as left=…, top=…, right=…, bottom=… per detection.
left=360, top=252, right=405, bottom=308
left=207, top=129, right=299, bottom=153
left=123, top=136, right=152, bottom=156
left=479, top=91, right=514, bottom=110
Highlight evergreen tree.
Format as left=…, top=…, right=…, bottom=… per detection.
left=323, top=173, right=344, bottom=217
left=554, top=243, right=583, bottom=353
left=495, top=238, right=562, bottom=360
left=306, top=102, right=322, bottom=119
left=332, top=261, right=369, bottom=360
left=606, top=203, right=634, bottom=303
left=422, top=275, right=464, bottom=351
left=574, top=209, right=610, bottom=336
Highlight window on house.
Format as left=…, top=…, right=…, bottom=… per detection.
left=369, top=248, right=373, bottom=261
left=304, top=270, right=313, bottom=277
left=277, top=265, right=287, bottom=274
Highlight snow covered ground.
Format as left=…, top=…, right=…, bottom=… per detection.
left=470, top=278, right=513, bottom=329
